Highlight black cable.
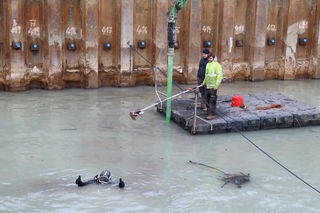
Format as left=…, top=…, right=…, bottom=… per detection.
left=214, top=108, right=320, bottom=194
left=127, top=44, right=185, bottom=91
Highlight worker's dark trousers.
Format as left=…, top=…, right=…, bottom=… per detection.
left=197, top=78, right=206, bottom=105
left=205, top=89, right=218, bottom=114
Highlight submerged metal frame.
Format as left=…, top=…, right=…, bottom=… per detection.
left=190, top=91, right=213, bottom=134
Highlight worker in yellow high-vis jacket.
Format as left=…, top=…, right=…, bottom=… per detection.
left=200, top=53, right=223, bottom=120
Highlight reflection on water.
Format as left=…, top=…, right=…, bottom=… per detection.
left=0, top=80, right=320, bottom=213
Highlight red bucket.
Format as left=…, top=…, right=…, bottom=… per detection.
left=231, top=96, right=244, bottom=107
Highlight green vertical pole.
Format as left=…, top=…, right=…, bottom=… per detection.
left=166, top=49, right=174, bottom=123
left=166, top=0, right=188, bottom=123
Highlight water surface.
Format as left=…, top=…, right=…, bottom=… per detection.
left=0, top=80, right=320, bottom=213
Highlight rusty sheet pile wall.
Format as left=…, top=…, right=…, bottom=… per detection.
left=0, top=0, right=319, bottom=91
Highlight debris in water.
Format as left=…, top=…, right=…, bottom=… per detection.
left=220, top=172, right=250, bottom=188
left=60, top=128, right=77, bottom=131
left=188, top=160, right=250, bottom=188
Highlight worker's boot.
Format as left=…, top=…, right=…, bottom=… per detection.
left=197, top=103, right=206, bottom=109
left=206, top=113, right=216, bottom=120
left=201, top=108, right=209, bottom=115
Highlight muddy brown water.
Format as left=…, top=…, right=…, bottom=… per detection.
left=0, top=80, right=320, bottom=213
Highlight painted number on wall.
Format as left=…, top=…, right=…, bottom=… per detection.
left=28, top=19, right=40, bottom=37
left=11, top=19, right=21, bottom=34
left=176, top=26, right=180, bottom=34
left=66, top=27, right=77, bottom=36
left=234, top=25, right=245, bottom=35
left=298, top=20, right=308, bottom=33
left=137, top=25, right=147, bottom=34
left=267, top=24, right=277, bottom=32
left=102, top=26, right=112, bottom=35
left=202, top=26, right=212, bottom=34
left=298, top=20, right=308, bottom=30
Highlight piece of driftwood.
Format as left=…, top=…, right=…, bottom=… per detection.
left=220, top=172, right=250, bottom=188
left=188, top=160, right=250, bottom=188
